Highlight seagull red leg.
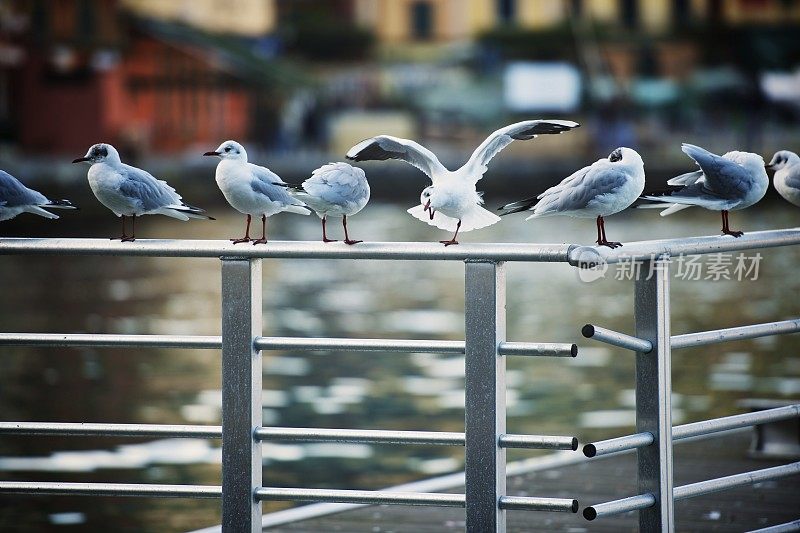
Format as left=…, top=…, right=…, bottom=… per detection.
left=597, top=215, right=622, bottom=248
left=322, top=216, right=337, bottom=243
left=112, top=216, right=127, bottom=240
left=343, top=215, right=361, bottom=245
left=440, top=220, right=461, bottom=246
left=232, top=214, right=252, bottom=244
left=121, top=215, right=136, bottom=242
left=252, top=214, right=268, bottom=245
left=721, top=210, right=743, bottom=238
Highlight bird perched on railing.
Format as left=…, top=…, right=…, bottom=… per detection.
left=0, top=170, right=77, bottom=222
left=73, top=144, right=213, bottom=241
left=346, top=120, right=580, bottom=246
left=282, top=162, right=370, bottom=244
left=204, top=140, right=310, bottom=244
left=766, top=150, right=800, bottom=207
left=638, top=144, right=769, bottom=237
left=498, top=147, right=645, bottom=248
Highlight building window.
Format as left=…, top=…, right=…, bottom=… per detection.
left=497, top=0, right=515, bottom=24
left=411, top=1, right=433, bottom=40
left=619, top=0, right=638, bottom=29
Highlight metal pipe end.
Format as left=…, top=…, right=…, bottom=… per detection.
left=570, top=343, right=578, bottom=357
left=583, top=506, right=598, bottom=520
left=570, top=437, right=579, bottom=451
left=583, top=443, right=597, bottom=457
left=581, top=324, right=595, bottom=338
left=570, top=499, right=579, bottom=513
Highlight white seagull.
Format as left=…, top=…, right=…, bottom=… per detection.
left=204, top=140, right=309, bottom=244
left=0, top=170, right=77, bottom=222
left=73, top=143, right=213, bottom=241
left=284, top=162, right=370, bottom=244
left=639, top=144, right=769, bottom=237
left=766, top=150, right=800, bottom=207
left=498, top=147, right=645, bottom=248
left=346, top=119, right=580, bottom=245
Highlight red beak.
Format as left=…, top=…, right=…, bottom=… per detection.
left=424, top=199, right=435, bottom=220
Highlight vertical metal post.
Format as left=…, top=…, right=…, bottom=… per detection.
left=634, top=256, right=674, bottom=532
left=464, top=260, right=506, bottom=533
left=221, top=258, right=263, bottom=533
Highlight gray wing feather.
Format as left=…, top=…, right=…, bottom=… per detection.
left=680, top=144, right=750, bottom=198
left=117, top=164, right=182, bottom=210
left=784, top=167, right=800, bottom=190
left=535, top=166, right=628, bottom=215
left=0, top=170, right=49, bottom=207
left=302, top=163, right=368, bottom=207
left=249, top=164, right=304, bottom=206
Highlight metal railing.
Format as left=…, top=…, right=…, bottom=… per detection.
left=0, top=228, right=799, bottom=532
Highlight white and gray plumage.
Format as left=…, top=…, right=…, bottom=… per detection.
left=73, top=143, right=213, bottom=241
left=284, top=162, right=369, bottom=244
left=498, top=147, right=645, bottom=248
left=639, top=143, right=769, bottom=237
left=767, top=150, right=800, bottom=207
left=203, top=140, right=309, bottom=244
left=0, top=170, right=77, bottom=222
left=346, top=119, right=580, bottom=245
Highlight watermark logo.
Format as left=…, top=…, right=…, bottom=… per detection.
left=577, top=252, right=762, bottom=283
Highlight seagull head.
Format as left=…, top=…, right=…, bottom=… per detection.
left=766, top=150, right=799, bottom=171
left=204, top=140, right=247, bottom=162
left=72, top=143, right=120, bottom=165
left=420, top=186, right=437, bottom=220
left=607, top=147, right=643, bottom=168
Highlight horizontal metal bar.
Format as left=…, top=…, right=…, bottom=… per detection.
left=582, top=493, right=656, bottom=521
left=255, top=427, right=464, bottom=446
left=499, top=496, right=578, bottom=513
left=0, top=421, right=221, bottom=438
left=671, top=319, right=800, bottom=350
left=0, top=333, right=221, bottom=349
left=748, top=519, right=800, bottom=533
left=583, top=432, right=654, bottom=458
left=255, top=337, right=463, bottom=353
left=255, top=487, right=465, bottom=507
left=673, top=405, right=800, bottom=441
left=568, top=227, right=800, bottom=268
left=0, top=481, right=221, bottom=498
left=673, top=461, right=800, bottom=501
left=498, top=342, right=577, bottom=357
left=581, top=324, right=652, bottom=353
left=0, top=238, right=572, bottom=262
left=499, top=434, right=578, bottom=451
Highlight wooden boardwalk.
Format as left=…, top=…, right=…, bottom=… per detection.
left=265, top=430, right=799, bottom=532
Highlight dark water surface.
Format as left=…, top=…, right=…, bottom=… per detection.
left=0, top=203, right=798, bottom=532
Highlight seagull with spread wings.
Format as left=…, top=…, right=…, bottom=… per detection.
left=346, top=120, right=579, bottom=245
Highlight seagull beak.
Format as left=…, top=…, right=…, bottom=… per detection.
left=424, top=199, right=435, bottom=220
left=72, top=157, right=90, bottom=164
left=203, top=151, right=220, bottom=157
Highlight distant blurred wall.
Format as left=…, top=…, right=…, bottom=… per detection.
left=121, top=0, right=276, bottom=36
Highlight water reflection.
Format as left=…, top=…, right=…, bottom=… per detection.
left=0, top=202, right=798, bottom=531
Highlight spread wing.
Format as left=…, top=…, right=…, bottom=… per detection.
left=463, top=119, right=579, bottom=182
left=346, top=135, right=447, bottom=182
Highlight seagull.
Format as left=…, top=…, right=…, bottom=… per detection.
left=766, top=150, right=800, bottom=207
left=283, top=162, right=370, bottom=244
left=73, top=143, right=213, bottom=241
left=0, top=170, right=77, bottom=222
left=346, top=119, right=580, bottom=246
left=204, top=140, right=309, bottom=244
left=497, top=147, right=645, bottom=248
left=639, top=144, right=769, bottom=237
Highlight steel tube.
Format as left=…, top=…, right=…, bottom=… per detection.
left=498, top=342, right=577, bottom=357
left=748, top=520, right=800, bottom=532
left=255, top=337, right=463, bottom=353
left=499, top=434, right=578, bottom=451
left=498, top=496, right=578, bottom=513
left=0, top=333, right=221, bottom=349
left=0, top=481, right=221, bottom=498
left=255, top=487, right=465, bottom=507
left=673, top=462, right=800, bottom=501
left=568, top=227, right=800, bottom=267
left=255, top=427, right=464, bottom=445
left=583, top=493, right=657, bottom=521
left=0, top=421, right=221, bottom=438
left=673, top=405, right=800, bottom=441
left=0, top=238, right=572, bottom=262
left=582, top=324, right=653, bottom=353
left=671, top=319, right=800, bottom=350
left=583, top=432, right=654, bottom=458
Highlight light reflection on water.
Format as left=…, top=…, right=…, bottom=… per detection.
left=0, top=202, right=798, bottom=531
